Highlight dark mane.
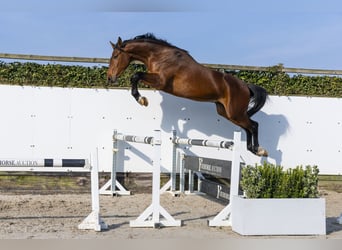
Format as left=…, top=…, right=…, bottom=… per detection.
left=124, top=33, right=188, bottom=53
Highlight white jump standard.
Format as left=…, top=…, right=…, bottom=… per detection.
left=78, top=151, right=108, bottom=231
left=172, top=131, right=242, bottom=227
left=0, top=156, right=107, bottom=232
left=99, top=130, right=131, bottom=196
left=113, top=129, right=181, bottom=228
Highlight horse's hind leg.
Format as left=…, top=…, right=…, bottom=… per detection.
left=249, top=118, right=268, bottom=156
left=240, top=117, right=267, bottom=156
left=215, top=102, right=253, bottom=153
left=215, top=102, right=267, bottom=156
left=243, top=127, right=254, bottom=154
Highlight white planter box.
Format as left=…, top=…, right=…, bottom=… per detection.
left=231, top=196, right=326, bottom=235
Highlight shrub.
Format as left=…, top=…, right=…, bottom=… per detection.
left=241, top=163, right=319, bottom=198
left=1, top=61, right=342, bottom=97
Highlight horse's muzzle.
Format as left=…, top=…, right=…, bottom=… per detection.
left=107, top=76, right=119, bottom=85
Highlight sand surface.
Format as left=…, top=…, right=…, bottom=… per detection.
left=0, top=190, right=341, bottom=239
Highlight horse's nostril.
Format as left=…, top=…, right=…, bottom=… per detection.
left=107, top=76, right=118, bottom=84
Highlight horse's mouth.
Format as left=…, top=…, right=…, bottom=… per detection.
left=107, top=76, right=119, bottom=85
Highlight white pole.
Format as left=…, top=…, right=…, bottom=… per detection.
left=230, top=131, right=241, bottom=201
left=129, top=130, right=181, bottom=227
left=91, top=148, right=100, bottom=213
left=180, top=154, right=185, bottom=193
left=111, top=130, right=118, bottom=195
left=171, top=130, right=177, bottom=191
left=78, top=148, right=108, bottom=231
left=152, top=130, right=161, bottom=223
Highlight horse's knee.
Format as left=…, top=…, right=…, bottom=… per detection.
left=130, top=72, right=141, bottom=84
left=130, top=73, right=143, bottom=101
left=131, top=88, right=139, bottom=99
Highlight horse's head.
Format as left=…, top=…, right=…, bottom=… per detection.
left=107, top=37, right=131, bottom=84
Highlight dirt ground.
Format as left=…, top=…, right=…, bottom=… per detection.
left=0, top=190, right=342, bottom=239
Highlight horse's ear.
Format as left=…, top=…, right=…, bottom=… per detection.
left=110, top=41, right=116, bottom=49
left=117, top=37, right=123, bottom=47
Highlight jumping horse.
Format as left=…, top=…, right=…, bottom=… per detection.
left=107, top=33, right=268, bottom=156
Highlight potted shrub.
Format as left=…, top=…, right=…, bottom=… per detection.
left=231, top=163, right=326, bottom=235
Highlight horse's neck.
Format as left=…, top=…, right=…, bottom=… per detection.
left=125, top=43, right=155, bottom=64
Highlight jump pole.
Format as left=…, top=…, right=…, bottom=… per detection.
left=0, top=159, right=90, bottom=172
left=113, top=130, right=181, bottom=228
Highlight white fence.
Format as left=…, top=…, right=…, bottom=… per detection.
left=0, top=84, right=340, bottom=174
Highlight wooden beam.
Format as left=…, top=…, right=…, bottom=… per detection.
left=1, top=53, right=342, bottom=75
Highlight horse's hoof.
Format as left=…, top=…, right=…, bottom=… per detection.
left=256, top=147, right=268, bottom=157
left=138, top=96, right=149, bottom=106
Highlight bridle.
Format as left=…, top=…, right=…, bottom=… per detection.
left=114, top=43, right=127, bottom=54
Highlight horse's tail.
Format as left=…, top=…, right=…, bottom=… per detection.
left=247, top=84, right=268, bottom=117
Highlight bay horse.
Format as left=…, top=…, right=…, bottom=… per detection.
left=107, top=33, right=268, bottom=156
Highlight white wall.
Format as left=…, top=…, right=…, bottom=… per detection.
left=0, top=85, right=340, bottom=174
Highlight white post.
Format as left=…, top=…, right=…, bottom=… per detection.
left=171, top=130, right=177, bottom=191
left=159, top=130, right=178, bottom=195
left=180, top=153, right=185, bottom=193
left=78, top=149, right=108, bottom=231
left=129, top=130, right=181, bottom=228
left=188, top=169, right=194, bottom=193
left=99, top=130, right=131, bottom=196
left=209, top=131, right=241, bottom=227
left=229, top=131, right=241, bottom=202
left=111, top=130, right=118, bottom=195
left=152, top=129, right=161, bottom=223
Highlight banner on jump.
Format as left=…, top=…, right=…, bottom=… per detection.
left=0, top=159, right=87, bottom=168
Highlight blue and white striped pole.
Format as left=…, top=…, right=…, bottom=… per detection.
left=0, top=158, right=89, bottom=172
left=0, top=158, right=87, bottom=167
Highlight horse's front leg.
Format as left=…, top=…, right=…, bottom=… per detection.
left=131, top=72, right=148, bottom=106
left=130, top=72, right=162, bottom=106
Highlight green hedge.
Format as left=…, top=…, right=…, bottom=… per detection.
left=0, top=61, right=107, bottom=88
left=241, top=163, right=320, bottom=198
left=228, top=65, right=342, bottom=97
left=1, top=61, right=342, bottom=97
